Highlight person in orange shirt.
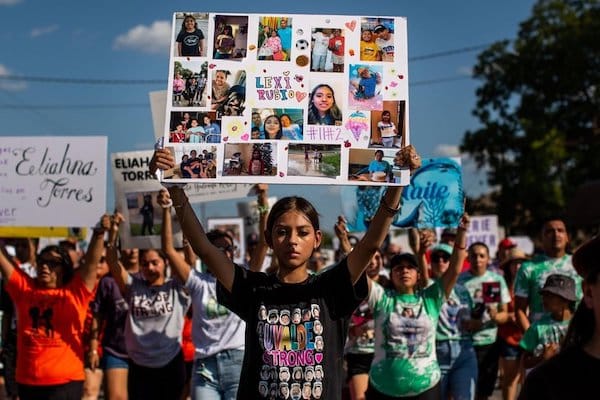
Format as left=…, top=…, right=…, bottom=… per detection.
left=0, top=215, right=108, bottom=400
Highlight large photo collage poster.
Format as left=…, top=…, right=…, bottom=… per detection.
left=163, top=12, right=410, bottom=186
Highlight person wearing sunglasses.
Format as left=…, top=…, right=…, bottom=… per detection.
left=0, top=215, right=109, bottom=400
left=366, top=215, right=470, bottom=399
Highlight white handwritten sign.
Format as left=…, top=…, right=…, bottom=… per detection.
left=465, top=215, right=499, bottom=249
left=0, top=137, right=106, bottom=227
left=162, top=12, right=410, bottom=186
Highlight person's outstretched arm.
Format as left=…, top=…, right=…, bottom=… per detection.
left=440, top=214, right=470, bottom=297
left=249, top=184, right=270, bottom=272
left=346, top=145, right=421, bottom=284
left=159, top=189, right=192, bottom=283
left=106, top=213, right=128, bottom=295
left=79, top=214, right=111, bottom=291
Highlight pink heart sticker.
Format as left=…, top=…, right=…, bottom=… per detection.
left=241, top=133, right=249, bottom=141
left=314, top=353, right=323, bottom=363
left=390, top=81, right=398, bottom=87
left=345, top=20, right=356, bottom=31
left=295, top=91, right=307, bottom=102
left=344, top=140, right=351, bottom=148
left=222, top=136, right=228, bottom=142
left=209, top=63, right=216, bottom=69
left=279, top=172, right=285, bottom=177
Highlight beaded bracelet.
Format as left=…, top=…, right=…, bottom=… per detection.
left=380, top=196, right=401, bottom=215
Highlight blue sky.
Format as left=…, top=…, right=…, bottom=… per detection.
left=0, top=0, right=535, bottom=232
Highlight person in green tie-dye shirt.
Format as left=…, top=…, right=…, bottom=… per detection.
left=519, top=273, right=576, bottom=370
left=366, top=215, right=470, bottom=399
left=514, top=218, right=582, bottom=334
left=457, top=242, right=511, bottom=400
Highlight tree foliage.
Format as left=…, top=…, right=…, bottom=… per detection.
left=462, top=0, right=600, bottom=234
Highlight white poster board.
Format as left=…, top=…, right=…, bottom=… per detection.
left=0, top=136, right=106, bottom=227
left=162, top=12, right=410, bottom=186
left=465, top=215, right=500, bottom=249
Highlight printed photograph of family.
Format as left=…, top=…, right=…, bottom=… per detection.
left=161, top=146, right=218, bottom=179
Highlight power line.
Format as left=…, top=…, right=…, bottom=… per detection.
left=0, top=42, right=491, bottom=86
left=409, top=43, right=492, bottom=62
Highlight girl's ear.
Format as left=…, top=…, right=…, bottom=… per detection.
left=314, top=229, right=323, bottom=249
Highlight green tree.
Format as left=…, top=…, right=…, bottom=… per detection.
left=461, top=0, right=600, bottom=235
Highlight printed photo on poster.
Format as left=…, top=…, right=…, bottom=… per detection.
left=211, top=68, right=246, bottom=118
left=171, top=60, right=208, bottom=108
left=347, top=148, right=403, bottom=183
left=348, top=64, right=383, bottom=110
left=287, top=144, right=341, bottom=179
left=310, top=27, right=345, bottom=73
left=257, top=16, right=293, bottom=61
left=251, top=108, right=304, bottom=140
left=207, top=217, right=245, bottom=264
left=125, top=191, right=163, bottom=237
left=223, top=143, right=278, bottom=176
left=213, top=15, right=249, bottom=60
left=174, top=12, right=209, bottom=57
left=307, top=80, right=344, bottom=126
left=168, top=111, right=221, bottom=144
left=163, top=145, right=218, bottom=179
left=369, top=100, right=405, bottom=148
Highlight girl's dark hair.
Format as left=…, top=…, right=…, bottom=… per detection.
left=38, top=245, right=75, bottom=285
left=266, top=197, right=320, bottom=242
left=180, top=15, right=197, bottom=31
left=307, top=84, right=342, bottom=125
left=263, top=115, right=282, bottom=139
left=562, top=269, right=599, bottom=350
left=140, top=248, right=168, bottom=266
left=468, top=241, right=490, bottom=255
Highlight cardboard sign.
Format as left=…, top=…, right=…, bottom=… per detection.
left=341, top=157, right=464, bottom=231
left=0, top=137, right=107, bottom=227
left=162, top=12, right=410, bottom=186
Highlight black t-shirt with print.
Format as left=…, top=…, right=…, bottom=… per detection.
left=217, top=258, right=368, bottom=400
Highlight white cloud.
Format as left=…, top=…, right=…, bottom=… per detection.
left=0, top=64, right=27, bottom=91
left=433, top=144, right=460, bottom=157
left=113, top=20, right=172, bottom=55
left=0, top=0, right=22, bottom=5
left=30, top=24, right=59, bottom=38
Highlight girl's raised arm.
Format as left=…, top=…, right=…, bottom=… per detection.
left=346, top=145, right=421, bottom=284
left=440, top=214, right=470, bottom=297
left=159, top=189, right=192, bottom=283
left=106, top=213, right=128, bottom=295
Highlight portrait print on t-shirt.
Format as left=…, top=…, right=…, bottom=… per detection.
left=256, top=300, right=324, bottom=399
left=386, top=301, right=432, bottom=359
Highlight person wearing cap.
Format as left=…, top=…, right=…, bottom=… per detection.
left=496, top=247, right=528, bottom=400
left=365, top=214, right=470, bottom=399
left=373, top=24, right=394, bottom=62
left=420, top=235, right=478, bottom=400
left=514, top=217, right=582, bottom=334
left=457, top=241, right=511, bottom=400
left=519, top=273, right=576, bottom=370
left=518, top=235, right=600, bottom=399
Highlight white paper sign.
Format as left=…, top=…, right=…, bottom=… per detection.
left=0, top=137, right=106, bottom=227
left=466, top=215, right=500, bottom=249
left=162, top=12, right=410, bottom=186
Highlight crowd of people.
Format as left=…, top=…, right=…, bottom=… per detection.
left=0, top=145, right=597, bottom=400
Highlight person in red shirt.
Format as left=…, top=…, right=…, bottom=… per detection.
left=0, top=215, right=108, bottom=400
left=328, top=29, right=345, bottom=72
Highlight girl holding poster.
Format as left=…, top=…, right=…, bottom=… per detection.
left=150, top=145, right=422, bottom=400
